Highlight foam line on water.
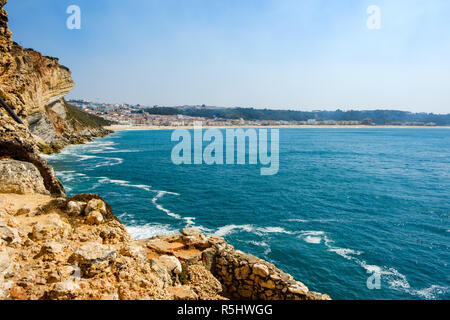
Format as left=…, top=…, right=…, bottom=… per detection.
left=223, top=224, right=449, bottom=300
left=91, top=156, right=123, bottom=168
left=286, top=218, right=341, bottom=223
left=126, top=223, right=178, bottom=240
left=94, top=176, right=195, bottom=225
left=55, top=170, right=88, bottom=183
left=242, top=240, right=272, bottom=256
left=214, top=224, right=294, bottom=237
left=96, top=176, right=152, bottom=191
left=307, top=232, right=448, bottom=300
left=151, top=191, right=195, bottom=225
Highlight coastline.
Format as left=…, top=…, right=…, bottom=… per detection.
left=105, top=124, right=450, bottom=131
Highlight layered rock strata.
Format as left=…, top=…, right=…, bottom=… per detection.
left=0, top=1, right=110, bottom=155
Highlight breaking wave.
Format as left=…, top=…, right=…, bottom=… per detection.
left=126, top=223, right=178, bottom=240
left=214, top=224, right=293, bottom=237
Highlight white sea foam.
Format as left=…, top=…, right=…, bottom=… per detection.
left=216, top=225, right=433, bottom=298
left=95, top=176, right=191, bottom=225
left=412, top=285, right=449, bottom=300
left=320, top=234, right=446, bottom=299
left=91, top=156, right=123, bottom=168
left=151, top=191, right=192, bottom=225
left=285, top=218, right=343, bottom=223
left=110, top=179, right=129, bottom=184
left=329, top=247, right=362, bottom=260
left=133, top=184, right=152, bottom=191
left=244, top=240, right=272, bottom=255
left=295, top=230, right=438, bottom=298
left=214, top=224, right=293, bottom=237
left=96, top=149, right=139, bottom=154
left=215, top=225, right=254, bottom=237
left=297, top=230, right=326, bottom=244
left=304, top=236, right=322, bottom=244
left=56, top=170, right=87, bottom=182
left=257, top=226, right=293, bottom=234
left=97, top=177, right=152, bottom=191
left=299, top=231, right=325, bottom=236
left=126, top=223, right=177, bottom=240
left=285, top=219, right=309, bottom=223
left=78, top=155, right=98, bottom=161
left=324, top=235, right=363, bottom=260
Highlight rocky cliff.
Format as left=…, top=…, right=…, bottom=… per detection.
left=0, top=0, right=111, bottom=154
left=0, top=193, right=330, bottom=300
left=0, top=1, right=330, bottom=300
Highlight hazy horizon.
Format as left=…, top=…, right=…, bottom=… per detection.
left=6, top=0, right=450, bottom=113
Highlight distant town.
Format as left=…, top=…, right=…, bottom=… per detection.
left=68, top=100, right=448, bottom=127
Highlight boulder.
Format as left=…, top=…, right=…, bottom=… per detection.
left=35, top=241, right=65, bottom=261
left=154, top=255, right=182, bottom=274
left=183, top=235, right=210, bottom=250
left=69, top=242, right=116, bottom=277
left=30, top=214, right=71, bottom=241
left=253, top=263, right=270, bottom=278
left=234, top=265, right=251, bottom=280
left=67, top=201, right=86, bottom=216
left=288, top=281, right=309, bottom=295
left=181, top=228, right=202, bottom=237
left=260, top=279, right=276, bottom=290
left=120, top=244, right=147, bottom=263
left=86, top=210, right=104, bottom=225
left=48, top=278, right=80, bottom=300
left=0, top=159, right=49, bottom=195
left=16, top=205, right=32, bottom=216
left=0, top=221, right=20, bottom=245
left=85, top=199, right=107, bottom=215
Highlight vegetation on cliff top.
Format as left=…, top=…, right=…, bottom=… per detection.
left=63, top=99, right=113, bottom=128
left=138, top=107, right=450, bottom=125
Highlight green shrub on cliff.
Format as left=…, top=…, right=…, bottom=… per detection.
left=63, top=99, right=112, bottom=128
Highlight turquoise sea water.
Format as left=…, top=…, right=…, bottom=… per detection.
left=45, top=128, right=450, bottom=300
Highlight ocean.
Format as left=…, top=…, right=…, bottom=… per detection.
left=44, top=128, right=450, bottom=300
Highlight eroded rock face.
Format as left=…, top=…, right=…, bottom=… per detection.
left=0, top=122, right=66, bottom=195
left=66, top=201, right=86, bottom=216
left=69, top=242, right=117, bottom=278
left=0, top=248, right=12, bottom=299
left=31, top=214, right=72, bottom=241
left=0, top=222, right=20, bottom=245
left=185, top=264, right=224, bottom=300
left=0, top=1, right=73, bottom=118
left=153, top=255, right=183, bottom=275
left=0, top=0, right=110, bottom=183
left=25, top=99, right=112, bottom=154
left=0, top=159, right=48, bottom=195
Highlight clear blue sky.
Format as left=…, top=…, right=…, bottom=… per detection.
left=5, top=0, right=450, bottom=113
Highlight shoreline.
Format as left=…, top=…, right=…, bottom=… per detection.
left=105, top=124, right=450, bottom=131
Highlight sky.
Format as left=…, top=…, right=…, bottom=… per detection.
left=5, top=0, right=450, bottom=113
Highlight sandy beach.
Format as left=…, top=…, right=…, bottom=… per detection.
left=105, top=124, right=450, bottom=131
